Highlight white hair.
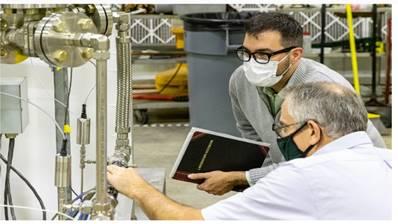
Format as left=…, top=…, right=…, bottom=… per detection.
left=281, top=82, right=368, bottom=139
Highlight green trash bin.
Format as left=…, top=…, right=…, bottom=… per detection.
left=181, top=12, right=255, bottom=136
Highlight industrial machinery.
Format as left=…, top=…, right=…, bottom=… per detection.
left=0, top=4, right=134, bottom=220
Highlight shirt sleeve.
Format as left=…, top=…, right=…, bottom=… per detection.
left=201, top=164, right=316, bottom=220
left=246, top=159, right=279, bottom=186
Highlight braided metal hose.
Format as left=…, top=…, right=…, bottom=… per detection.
left=112, top=18, right=132, bottom=166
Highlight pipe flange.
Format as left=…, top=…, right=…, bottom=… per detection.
left=92, top=4, right=113, bottom=36
left=34, top=12, right=97, bottom=67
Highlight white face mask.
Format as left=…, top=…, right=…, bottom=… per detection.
left=243, top=53, right=291, bottom=87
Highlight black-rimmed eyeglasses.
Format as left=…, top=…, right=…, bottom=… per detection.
left=235, top=46, right=297, bottom=64
left=272, top=121, right=308, bottom=138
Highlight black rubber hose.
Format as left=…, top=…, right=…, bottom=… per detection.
left=4, top=138, right=16, bottom=220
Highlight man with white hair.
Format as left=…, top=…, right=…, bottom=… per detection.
left=187, top=12, right=386, bottom=195
left=107, top=82, right=392, bottom=220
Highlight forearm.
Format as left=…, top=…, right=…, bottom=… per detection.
left=132, top=181, right=203, bottom=220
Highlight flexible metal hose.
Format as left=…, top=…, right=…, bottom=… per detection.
left=112, top=21, right=132, bottom=166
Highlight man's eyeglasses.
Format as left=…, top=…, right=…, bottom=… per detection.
left=235, top=46, right=297, bottom=64
left=272, top=121, right=308, bottom=138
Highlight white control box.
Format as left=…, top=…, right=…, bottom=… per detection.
left=0, top=77, right=29, bottom=134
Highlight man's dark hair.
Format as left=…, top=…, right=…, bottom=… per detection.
left=245, top=12, right=303, bottom=48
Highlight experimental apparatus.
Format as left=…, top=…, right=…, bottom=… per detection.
left=0, top=4, right=136, bottom=220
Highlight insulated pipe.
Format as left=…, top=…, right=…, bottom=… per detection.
left=95, top=55, right=108, bottom=203
left=92, top=49, right=113, bottom=219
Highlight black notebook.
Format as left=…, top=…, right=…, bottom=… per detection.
left=169, top=127, right=270, bottom=191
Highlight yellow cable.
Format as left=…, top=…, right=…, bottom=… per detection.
left=346, top=4, right=361, bottom=95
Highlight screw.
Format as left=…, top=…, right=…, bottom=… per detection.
left=53, top=20, right=65, bottom=32
left=81, top=48, right=94, bottom=59
left=53, top=50, right=68, bottom=63
left=0, top=19, right=8, bottom=30
left=0, top=48, right=8, bottom=57
left=86, top=5, right=96, bottom=14
left=78, top=19, right=94, bottom=31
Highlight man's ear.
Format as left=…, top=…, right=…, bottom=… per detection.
left=307, top=120, right=321, bottom=145
left=290, top=48, right=303, bottom=64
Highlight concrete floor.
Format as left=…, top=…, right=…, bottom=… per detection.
left=132, top=108, right=392, bottom=209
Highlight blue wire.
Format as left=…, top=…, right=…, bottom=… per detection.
left=71, top=191, right=85, bottom=203
left=78, top=213, right=89, bottom=220
left=78, top=213, right=84, bottom=220
left=71, top=188, right=81, bottom=201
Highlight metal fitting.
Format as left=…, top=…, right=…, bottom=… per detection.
left=80, top=33, right=109, bottom=51
left=81, top=200, right=93, bottom=214
left=63, top=203, right=80, bottom=210
left=4, top=133, right=17, bottom=139
left=0, top=48, right=8, bottom=57
left=78, top=18, right=94, bottom=31
left=54, top=155, right=71, bottom=187
left=81, top=48, right=94, bottom=59
left=92, top=200, right=113, bottom=219
left=92, top=36, right=110, bottom=51
left=116, top=139, right=129, bottom=145
left=113, top=12, right=129, bottom=25
left=53, top=50, right=68, bottom=63
left=77, top=118, right=91, bottom=145
left=53, top=20, right=65, bottom=32
left=86, top=4, right=96, bottom=14
left=0, top=19, right=8, bottom=31
left=93, top=50, right=110, bottom=60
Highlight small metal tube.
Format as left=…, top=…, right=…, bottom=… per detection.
left=80, top=145, right=86, bottom=194
left=76, top=113, right=90, bottom=194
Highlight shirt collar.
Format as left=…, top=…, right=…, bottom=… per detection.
left=284, top=59, right=304, bottom=88
left=312, top=131, right=373, bottom=156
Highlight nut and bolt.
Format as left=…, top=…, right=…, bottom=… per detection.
left=78, top=19, right=94, bottom=31
left=1, top=19, right=8, bottom=30
left=53, top=20, right=65, bottom=32
left=81, top=48, right=94, bottom=59
left=0, top=48, right=8, bottom=57
left=53, top=50, right=68, bottom=63
left=86, top=5, right=96, bottom=14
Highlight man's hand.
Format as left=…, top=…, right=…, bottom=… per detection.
left=107, top=165, right=203, bottom=220
left=107, top=165, right=147, bottom=199
left=188, top=171, right=247, bottom=195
